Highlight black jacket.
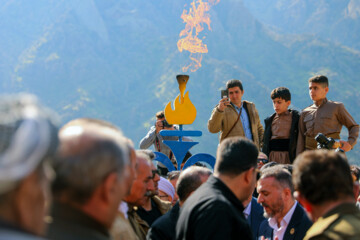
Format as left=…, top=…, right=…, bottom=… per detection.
left=262, top=109, right=300, bottom=163
left=176, top=176, right=253, bottom=240
left=47, top=202, right=110, bottom=240
left=146, top=202, right=180, bottom=240
left=247, top=197, right=265, bottom=240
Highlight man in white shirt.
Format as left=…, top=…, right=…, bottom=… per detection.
left=257, top=166, right=312, bottom=240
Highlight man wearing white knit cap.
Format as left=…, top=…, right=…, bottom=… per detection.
left=0, top=94, right=59, bottom=240
left=158, top=177, right=176, bottom=204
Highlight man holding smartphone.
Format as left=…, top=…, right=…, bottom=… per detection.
left=208, top=79, right=264, bottom=150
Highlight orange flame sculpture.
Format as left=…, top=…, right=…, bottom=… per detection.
left=177, top=0, right=220, bottom=72
left=165, top=75, right=197, bottom=125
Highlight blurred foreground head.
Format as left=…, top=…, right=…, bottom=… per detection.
left=0, top=94, right=59, bottom=236
left=293, top=150, right=354, bottom=221
left=52, top=118, right=130, bottom=229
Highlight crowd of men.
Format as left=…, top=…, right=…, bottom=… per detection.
left=0, top=74, right=359, bottom=240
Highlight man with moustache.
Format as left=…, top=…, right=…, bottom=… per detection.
left=123, top=152, right=155, bottom=240
left=297, top=75, right=359, bottom=154
left=136, top=151, right=171, bottom=227
left=257, top=166, right=312, bottom=240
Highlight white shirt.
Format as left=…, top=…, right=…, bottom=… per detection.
left=119, top=201, right=129, bottom=219
left=268, top=201, right=297, bottom=240
left=243, top=200, right=252, bottom=219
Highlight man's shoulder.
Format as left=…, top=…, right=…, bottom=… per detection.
left=152, top=196, right=172, bottom=214
left=305, top=205, right=360, bottom=240
left=0, top=229, right=45, bottom=240
left=181, top=181, right=234, bottom=216
left=243, top=100, right=256, bottom=107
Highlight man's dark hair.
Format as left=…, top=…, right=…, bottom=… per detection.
left=270, top=87, right=291, bottom=101
left=215, top=137, right=258, bottom=176
left=226, top=79, right=243, bottom=91
left=156, top=111, right=165, bottom=119
left=260, top=166, right=294, bottom=194
left=176, top=166, right=212, bottom=201
left=293, top=150, right=353, bottom=205
left=308, top=75, right=329, bottom=87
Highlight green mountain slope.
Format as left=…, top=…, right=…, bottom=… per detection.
left=0, top=0, right=359, bottom=163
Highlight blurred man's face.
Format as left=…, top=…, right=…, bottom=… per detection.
left=21, top=162, right=53, bottom=235
left=124, top=157, right=152, bottom=206
left=228, top=86, right=244, bottom=106
left=272, top=98, right=290, bottom=115
left=257, top=177, right=285, bottom=219
left=123, top=149, right=137, bottom=196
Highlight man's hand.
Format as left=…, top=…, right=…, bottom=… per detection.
left=155, top=120, right=164, bottom=134
left=340, top=140, right=352, bottom=152
left=217, top=97, right=231, bottom=112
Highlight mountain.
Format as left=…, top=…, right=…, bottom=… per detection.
left=0, top=0, right=359, bottom=163
left=243, top=0, right=360, bottom=51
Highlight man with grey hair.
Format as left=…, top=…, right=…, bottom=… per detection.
left=0, top=94, right=59, bottom=239
left=47, top=118, right=129, bottom=240
left=257, top=165, right=312, bottom=240
left=176, top=137, right=258, bottom=240
left=147, top=166, right=212, bottom=240
left=123, top=151, right=156, bottom=240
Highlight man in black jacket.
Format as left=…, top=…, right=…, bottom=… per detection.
left=176, top=137, right=258, bottom=240
left=147, top=166, right=212, bottom=240
left=263, top=87, right=300, bottom=163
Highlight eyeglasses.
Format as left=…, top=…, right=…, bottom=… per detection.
left=257, top=158, right=269, bottom=164
left=152, top=169, right=161, bottom=179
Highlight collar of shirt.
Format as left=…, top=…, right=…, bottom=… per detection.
left=268, top=201, right=298, bottom=240
left=119, top=201, right=129, bottom=219
left=243, top=199, right=252, bottom=219
left=230, top=102, right=243, bottom=113
left=313, top=98, right=328, bottom=107
left=276, top=110, right=291, bottom=117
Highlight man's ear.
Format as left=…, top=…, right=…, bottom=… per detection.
left=101, top=172, right=119, bottom=203
left=325, top=86, right=329, bottom=94
left=286, top=100, right=291, bottom=107
left=294, top=191, right=312, bottom=213
left=243, top=167, right=254, bottom=184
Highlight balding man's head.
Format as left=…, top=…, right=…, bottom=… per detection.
left=53, top=118, right=129, bottom=204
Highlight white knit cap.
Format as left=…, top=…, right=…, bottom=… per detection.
left=158, top=176, right=175, bottom=199
left=0, top=94, right=59, bottom=194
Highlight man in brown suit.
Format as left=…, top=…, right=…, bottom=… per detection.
left=208, top=79, right=264, bottom=150
left=297, top=75, right=359, bottom=155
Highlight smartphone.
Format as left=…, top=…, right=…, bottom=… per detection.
left=221, top=89, right=228, bottom=99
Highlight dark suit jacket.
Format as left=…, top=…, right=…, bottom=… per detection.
left=257, top=202, right=312, bottom=240
left=146, top=202, right=180, bottom=240
left=246, top=197, right=265, bottom=239
left=176, top=176, right=253, bottom=240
